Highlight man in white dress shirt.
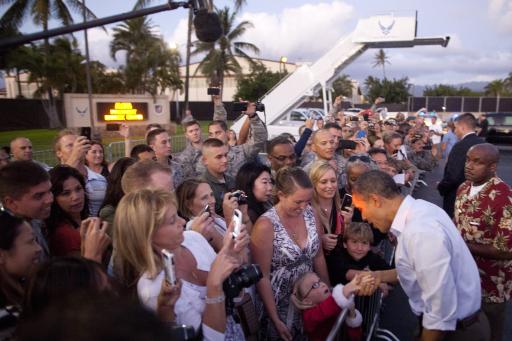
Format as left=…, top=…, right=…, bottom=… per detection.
left=351, top=170, right=490, bottom=341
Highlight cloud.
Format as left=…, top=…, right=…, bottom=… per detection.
left=239, top=1, right=354, bottom=61
left=344, top=33, right=512, bottom=85
left=488, top=0, right=512, bottom=32
left=76, top=27, right=122, bottom=69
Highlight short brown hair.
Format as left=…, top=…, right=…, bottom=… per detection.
left=0, top=161, right=50, bottom=201
left=202, top=138, right=225, bottom=150
left=121, top=160, right=171, bottom=194
left=146, top=128, right=167, bottom=146
left=183, top=120, right=200, bottom=130
left=343, top=222, right=374, bottom=244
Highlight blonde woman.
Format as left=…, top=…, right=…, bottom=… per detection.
left=309, top=161, right=347, bottom=254
left=113, top=189, right=249, bottom=340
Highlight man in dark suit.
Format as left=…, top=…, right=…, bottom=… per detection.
left=438, top=113, right=483, bottom=217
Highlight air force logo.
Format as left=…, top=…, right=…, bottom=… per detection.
left=378, top=17, right=395, bottom=35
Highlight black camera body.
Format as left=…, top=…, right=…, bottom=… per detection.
left=223, top=264, right=262, bottom=301
left=232, top=101, right=265, bottom=113
left=231, top=190, right=248, bottom=205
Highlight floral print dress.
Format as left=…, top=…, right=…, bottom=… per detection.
left=257, top=205, right=320, bottom=340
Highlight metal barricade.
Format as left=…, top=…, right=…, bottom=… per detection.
left=326, top=304, right=350, bottom=341
left=32, top=149, right=58, bottom=167
left=328, top=239, right=398, bottom=341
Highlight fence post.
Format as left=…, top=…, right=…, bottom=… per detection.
left=106, top=143, right=113, bottom=163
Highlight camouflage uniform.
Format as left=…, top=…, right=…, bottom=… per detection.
left=200, top=169, right=236, bottom=217
left=406, top=146, right=438, bottom=171
left=166, top=156, right=185, bottom=189
left=213, top=103, right=268, bottom=179
left=302, top=153, right=347, bottom=188
left=174, top=142, right=202, bottom=179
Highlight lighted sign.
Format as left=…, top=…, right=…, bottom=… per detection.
left=97, top=102, right=149, bottom=122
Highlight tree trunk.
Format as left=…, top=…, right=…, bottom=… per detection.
left=15, top=69, right=24, bottom=98
left=43, top=26, right=62, bottom=128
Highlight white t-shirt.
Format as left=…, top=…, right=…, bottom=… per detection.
left=429, top=123, right=443, bottom=145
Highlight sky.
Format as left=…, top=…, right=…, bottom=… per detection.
left=2, top=0, right=512, bottom=87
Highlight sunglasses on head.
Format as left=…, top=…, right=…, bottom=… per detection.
left=348, top=155, right=372, bottom=163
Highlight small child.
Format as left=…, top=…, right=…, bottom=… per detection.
left=327, top=222, right=394, bottom=294
left=293, top=272, right=371, bottom=341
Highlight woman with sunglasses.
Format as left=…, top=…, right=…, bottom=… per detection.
left=0, top=211, right=42, bottom=339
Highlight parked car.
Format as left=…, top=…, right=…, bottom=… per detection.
left=485, top=112, right=512, bottom=144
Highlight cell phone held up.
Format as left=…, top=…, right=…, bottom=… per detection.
left=232, top=209, right=243, bottom=239
left=162, top=249, right=177, bottom=285
left=207, top=87, right=220, bottom=96
left=80, top=127, right=92, bottom=140
left=203, top=204, right=211, bottom=217
left=341, top=193, right=352, bottom=211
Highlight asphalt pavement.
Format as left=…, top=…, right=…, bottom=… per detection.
left=376, top=148, right=512, bottom=341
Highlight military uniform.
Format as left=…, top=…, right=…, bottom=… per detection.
left=302, top=153, right=347, bottom=188
left=174, top=142, right=202, bottom=179
left=213, top=103, right=268, bottom=179
left=200, top=169, right=235, bottom=217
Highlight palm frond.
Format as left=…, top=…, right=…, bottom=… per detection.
left=0, top=0, right=30, bottom=30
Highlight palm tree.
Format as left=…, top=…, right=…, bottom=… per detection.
left=0, top=0, right=96, bottom=31
left=110, top=16, right=158, bottom=65
left=191, top=6, right=259, bottom=97
left=332, top=74, right=353, bottom=98
left=484, top=80, right=506, bottom=97
left=372, top=49, right=390, bottom=79
left=0, top=0, right=97, bottom=127
left=110, top=16, right=181, bottom=95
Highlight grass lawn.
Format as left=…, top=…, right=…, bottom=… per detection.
left=0, top=121, right=214, bottom=151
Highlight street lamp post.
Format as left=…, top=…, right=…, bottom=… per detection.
left=279, top=56, right=287, bottom=74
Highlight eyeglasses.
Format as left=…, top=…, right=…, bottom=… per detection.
left=304, top=280, right=321, bottom=298
left=270, top=154, right=296, bottom=162
left=348, top=155, right=372, bottom=163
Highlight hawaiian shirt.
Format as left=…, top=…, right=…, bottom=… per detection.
left=454, top=177, right=512, bottom=303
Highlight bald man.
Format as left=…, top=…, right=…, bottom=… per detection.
left=454, top=143, right=512, bottom=341
left=438, top=113, right=483, bottom=217
left=10, top=137, right=51, bottom=170
left=302, top=128, right=347, bottom=187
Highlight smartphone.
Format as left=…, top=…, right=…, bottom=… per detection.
left=232, top=209, right=242, bottom=239
left=338, top=139, right=357, bottom=150
left=203, top=204, right=211, bottom=217
left=80, top=127, right=91, bottom=140
left=349, top=116, right=359, bottom=122
left=106, top=123, right=120, bottom=131
left=341, top=193, right=352, bottom=210
left=207, top=87, right=220, bottom=96
left=162, top=249, right=177, bottom=285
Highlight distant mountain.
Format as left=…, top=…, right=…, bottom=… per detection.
left=411, top=81, right=488, bottom=96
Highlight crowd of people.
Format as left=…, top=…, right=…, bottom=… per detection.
left=0, top=93, right=510, bottom=341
